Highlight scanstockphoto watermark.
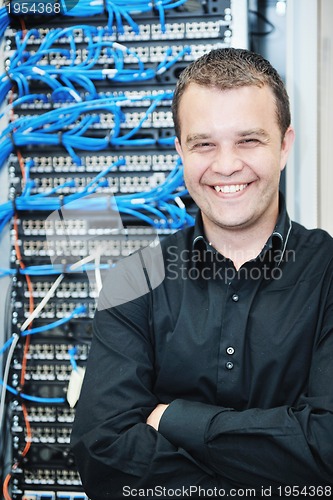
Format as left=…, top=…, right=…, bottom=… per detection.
left=165, top=246, right=296, bottom=283
left=45, top=193, right=166, bottom=311
left=122, top=485, right=258, bottom=497
left=44, top=192, right=296, bottom=311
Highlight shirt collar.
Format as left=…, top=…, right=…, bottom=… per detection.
left=192, top=192, right=292, bottom=267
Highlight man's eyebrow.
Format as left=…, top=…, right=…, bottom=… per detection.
left=185, top=134, right=211, bottom=146
left=237, top=128, right=270, bottom=138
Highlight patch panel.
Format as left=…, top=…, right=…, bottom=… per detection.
left=23, top=405, right=57, bottom=424
left=22, top=219, right=88, bottom=237
left=185, top=19, right=229, bottom=38
left=21, top=493, right=88, bottom=500
left=24, top=342, right=89, bottom=362
left=24, top=170, right=166, bottom=195
left=115, top=16, right=231, bottom=42
left=22, top=491, right=56, bottom=500
left=10, top=402, right=76, bottom=425
left=16, top=425, right=72, bottom=446
left=21, top=239, right=87, bottom=259
left=5, top=2, right=232, bottom=47
left=13, top=344, right=82, bottom=374
left=97, top=88, right=174, bottom=105
left=56, top=470, right=82, bottom=487
left=10, top=86, right=175, bottom=112
left=13, top=103, right=174, bottom=131
left=13, top=467, right=83, bottom=486
left=20, top=231, right=165, bottom=262
left=26, top=344, right=54, bottom=361
left=22, top=281, right=90, bottom=300
left=22, top=468, right=57, bottom=485
left=23, top=363, right=72, bottom=383
left=151, top=21, right=185, bottom=40
left=17, top=216, right=168, bottom=244
left=22, top=301, right=96, bottom=320
left=128, top=39, right=229, bottom=63
left=119, top=172, right=167, bottom=192
left=57, top=493, right=87, bottom=500
left=9, top=150, right=178, bottom=177
left=28, top=175, right=117, bottom=195
left=87, top=238, right=120, bottom=257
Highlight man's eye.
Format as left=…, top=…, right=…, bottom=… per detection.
left=194, top=142, right=214, bottom=148
left=239, top=138, right=260, bottom=145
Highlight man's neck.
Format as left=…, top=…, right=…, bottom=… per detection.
left=202, top=213, right=278, bottom=271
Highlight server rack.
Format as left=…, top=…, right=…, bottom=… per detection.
left=0, top=1, right=249, bottom=498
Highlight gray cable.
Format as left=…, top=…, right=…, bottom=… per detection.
left=0, top=333, right=19, bottom=435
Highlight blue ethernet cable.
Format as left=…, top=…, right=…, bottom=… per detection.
left=0, top=262, right=112, bottom=279
left=0, top=171, right=181, bottom=219
left=0, top=92, right=174, bottom=172
left=21, top=305, right=87, bottom=336
left=68, top=347, right=79, bottom=372
left=0, top=268, right=16, bottom=278
left=0, top=156, right=192, bottom=236
left=0, top=306, right=86, bottom=351
left=0, top=303, right=88, bottom=404
left=1, top=24, right=190, bottom=105
left=0, top=379, right=66, bottom=404
left=1, top=0, right=189, bottom=40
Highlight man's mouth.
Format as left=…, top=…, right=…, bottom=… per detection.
left=213, top=183, right=248, bottom=194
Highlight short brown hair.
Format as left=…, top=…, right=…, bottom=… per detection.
left=172, top=48, right=291, bottom=141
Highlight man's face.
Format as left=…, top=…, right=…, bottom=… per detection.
left=175, top=83, right=294, bottom=233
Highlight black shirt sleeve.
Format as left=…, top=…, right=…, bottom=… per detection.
left=70, top=296, right=224, bottom=500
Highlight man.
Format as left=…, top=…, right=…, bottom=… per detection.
left=71, top=49, right=333, bottom=499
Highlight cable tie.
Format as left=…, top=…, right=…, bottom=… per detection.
left=58, top=130, right=63, bottom=145
left=59, top=194, right=65, bottom=208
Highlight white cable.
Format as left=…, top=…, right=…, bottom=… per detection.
left=0, top=333, right=20, bottom=435
left=20, top=252, right=105, bottom=333
left=94, top=254, right=103, bottom=294
left=20, top=273, right=65, bottom=332
left=69, top=253, right=96, bottom=271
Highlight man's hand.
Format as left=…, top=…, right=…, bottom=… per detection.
left=146, top=404, right=169, bottom=431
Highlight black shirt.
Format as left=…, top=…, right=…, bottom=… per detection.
left=71, top=196, right=333, bottom=499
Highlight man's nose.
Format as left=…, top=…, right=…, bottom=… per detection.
left=210, top=148, right=243, bottom=177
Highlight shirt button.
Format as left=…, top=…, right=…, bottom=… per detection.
left=226, top=347, right=235, bottom=355
left=226, top=361, right=234, bottom=370
left=232, top=293, right=239, bottom=302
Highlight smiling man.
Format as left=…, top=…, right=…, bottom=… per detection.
left=174, top=82, right=294, bottom=270
left=71, top=49, right=333, bottom=499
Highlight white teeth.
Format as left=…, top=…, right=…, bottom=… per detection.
left=214, top=184, right=248, bottom=193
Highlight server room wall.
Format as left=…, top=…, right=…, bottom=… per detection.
left=0, top=1, right=250, bottom=498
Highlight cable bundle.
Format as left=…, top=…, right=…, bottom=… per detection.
left=1, top=0, right=189, bottom=40
left=1, top=24, right=191, bottom=104
left=0, top=91, right=176, bottom=171
left=0, top=156, right=193, bottom=238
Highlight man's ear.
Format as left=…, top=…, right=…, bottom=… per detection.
left=175, top=137, right=183, bottom=160
left=280, top=126, right=295, bottom=172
